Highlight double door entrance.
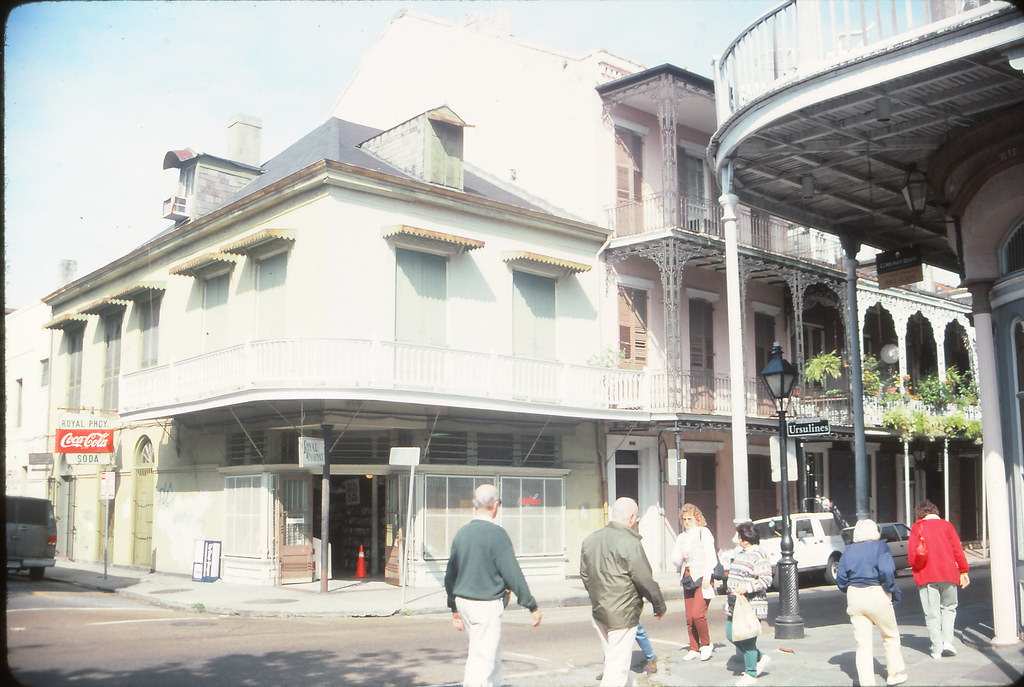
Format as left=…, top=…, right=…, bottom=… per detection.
left=277, top=473, right=395, bottom=584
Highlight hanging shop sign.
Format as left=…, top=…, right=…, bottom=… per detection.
left=299, top=436, right=325, bottom=468
left=876, top=247, right=923, bottom=289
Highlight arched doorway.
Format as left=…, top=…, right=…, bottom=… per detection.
left=132, top=436, right=155, bottom=569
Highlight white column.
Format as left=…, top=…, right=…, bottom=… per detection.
left=967, top=283, right=1019, bottom=646
left=721, top=191, right=750, bottom=522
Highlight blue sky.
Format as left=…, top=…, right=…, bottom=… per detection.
left=3, top=0, right=778, bottom=309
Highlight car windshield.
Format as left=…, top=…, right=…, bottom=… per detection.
left=755, top=520, right=782, bottom=540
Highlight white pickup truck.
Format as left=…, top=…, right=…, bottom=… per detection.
left=720, top=511, right=848, bottom=588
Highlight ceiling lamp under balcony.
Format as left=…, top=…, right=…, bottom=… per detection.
left=901, top=166, right=928, bottom=216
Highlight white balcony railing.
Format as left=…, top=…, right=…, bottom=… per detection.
left=120, top=338, right=781, bottom=419
left=715, top=0, right=1005, bottom=122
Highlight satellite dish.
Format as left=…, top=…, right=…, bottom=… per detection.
left=880, top=343, right=900, bottom=364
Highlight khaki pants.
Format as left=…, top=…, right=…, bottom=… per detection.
left=591, top=617, right=638, bottom=687
left=456, top=597, right=505, bottom=687
left=847, top=585, right=906, bottom=686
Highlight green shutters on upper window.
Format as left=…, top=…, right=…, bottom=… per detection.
left=202, top=272, right=230, bottom=351
left=257, top=251, right=288, bottom=339
left=396, top=248, right=447, bottom=346
left=427, top=120, right=464, bottom=189
left=65, top=328, right=83, bottom=408
left=138, top=296, right=161, bottom=368
left=513, top=271, right=556, bottom=360
left=101, top=312, right=123, bottom=410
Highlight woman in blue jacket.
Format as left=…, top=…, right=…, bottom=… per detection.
left=835, top=519, right=907, bottom=687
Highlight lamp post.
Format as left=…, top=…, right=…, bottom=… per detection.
left=760, top=342, right=805, bottom=639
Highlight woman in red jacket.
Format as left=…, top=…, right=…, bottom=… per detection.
left=908, top=499, right=970, bottom=660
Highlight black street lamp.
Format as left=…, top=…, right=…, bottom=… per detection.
left=759, top=342, right=805, bottom=639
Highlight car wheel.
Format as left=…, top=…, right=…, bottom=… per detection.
left=824, top=555, right=840, bottom=585
left=29, top=567, right=45, bottom=581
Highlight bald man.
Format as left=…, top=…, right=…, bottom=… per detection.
left=581, top=497, right=666, bottom=687
left=444, top=483, right=542, bottom=687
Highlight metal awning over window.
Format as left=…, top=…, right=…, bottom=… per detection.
left=112, top=282, right=166, bottom=301
left=43, top=313, right=91, bottom=330
left=382, top=224, right=484, bottom=256
left=219, top=229, right=296, bottom=256
left=502, top=251, right=591, bottom=278
left=169, top=253, right=238, bottom=278
left=78, top=297, right=131, bottom=316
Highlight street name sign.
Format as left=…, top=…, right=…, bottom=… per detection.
left=787, top=417, right=831, bottom=437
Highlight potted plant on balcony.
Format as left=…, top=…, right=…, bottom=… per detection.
left=804, top=350, right=843, bottom=394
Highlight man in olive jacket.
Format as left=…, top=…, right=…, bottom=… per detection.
left=581, top=497, right=666, bottom=687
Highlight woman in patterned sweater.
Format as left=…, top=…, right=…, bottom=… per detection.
left=725, top=521, right=773, bottom=686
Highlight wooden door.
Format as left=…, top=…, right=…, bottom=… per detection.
left=278, top=474, right=314, bottom=583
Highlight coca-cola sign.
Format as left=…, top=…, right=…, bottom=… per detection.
left=56, top=429, right=115, bottom=453
left=56, top=413, right=116, bottom=454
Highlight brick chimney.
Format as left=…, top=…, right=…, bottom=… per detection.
left=227, top=114, right=262, bottom=166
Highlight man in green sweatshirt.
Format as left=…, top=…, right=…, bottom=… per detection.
left=444, top=483, right=542, bottom=687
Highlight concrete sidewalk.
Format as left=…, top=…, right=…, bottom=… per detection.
left=38, top=557, right=1024, bottom=686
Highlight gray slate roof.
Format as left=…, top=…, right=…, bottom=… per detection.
left=221, top=117, right=551, bottom=214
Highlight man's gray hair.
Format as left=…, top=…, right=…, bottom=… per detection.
left=609, top=497, right=639, bottom=524
left=473, top=483, right=500, bottom=509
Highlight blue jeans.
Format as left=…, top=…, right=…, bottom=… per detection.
left=726, top=618, right=762, bottom=677
left=635, top=622, right=655, bottom=660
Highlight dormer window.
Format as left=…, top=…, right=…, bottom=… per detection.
left=427, top=115, right=463, bottom=189
left=162, top=148, right=198, bottom=222
left=360, top=106, right=470, bottom=191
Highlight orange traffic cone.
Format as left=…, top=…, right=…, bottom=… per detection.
left=355, top=544, right=368, bottom=578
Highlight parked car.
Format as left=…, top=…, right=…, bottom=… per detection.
left=6, top=495, right=57, bottom=580
left=841, top=521, right=911, bottom=571
left=719, top=512, right=848, bottom=587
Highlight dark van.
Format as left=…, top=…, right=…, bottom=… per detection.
left=6, top=495, right=57, bottom=580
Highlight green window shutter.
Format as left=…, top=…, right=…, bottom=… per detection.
left=396, top=248, right=446, bottom=345
left=513, top=271, right=556, bottom=359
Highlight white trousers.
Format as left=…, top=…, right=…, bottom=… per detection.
left=847, top=585, right=906, bottom=686
left=456, top=597, right=505, bottom=687
left=591, top=617, right=638, bottom=687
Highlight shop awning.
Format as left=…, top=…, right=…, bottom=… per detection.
left=112, top=282, right=167, bottom=301
left=382, top=224, right=484, bottom=256
left=169, top=253, right=238, bottom=278
left=502, top=250, right=591, bottom=278
left=43, top=313, right=91, bottom=330
left=219, top=228, right=296, bottom=256
left=78, top=297, right=131, bottom=316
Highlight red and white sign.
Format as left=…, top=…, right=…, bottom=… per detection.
left=56, top=429, right=115, bottom=452
left=56, top=413, right=116, bottom=460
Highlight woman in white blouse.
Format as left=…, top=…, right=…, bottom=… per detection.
left=671, top=503, right=718, bottom=661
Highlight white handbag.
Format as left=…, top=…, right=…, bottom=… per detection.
left=731, top=594, right=762, bottom=641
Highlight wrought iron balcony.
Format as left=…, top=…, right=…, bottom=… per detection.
left=606, top=193, right=845, bottom=268
left=715, top=0, right=1004, bottom=123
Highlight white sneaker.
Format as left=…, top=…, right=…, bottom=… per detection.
left=700, top=645, right=714, bottom=661
left=942, top=643, right=957, bottom=657
left=886, top=673, right=908, bottom=686
left=755, top=653, right=771, bottom=675
left=735, top=673, right=758, bottom=686
left=682, top=650, right=700, bottom=661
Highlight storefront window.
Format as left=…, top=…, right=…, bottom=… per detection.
left=422, top=475, right=484, bottom=559
left=422, top=474, right=564, bottom=560
left=500, top=477, right=564, bottom=556
left=224, top=475, right=265, bottom=557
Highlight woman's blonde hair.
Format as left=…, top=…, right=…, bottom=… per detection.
left=680, top=503, right=706, bottom=527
